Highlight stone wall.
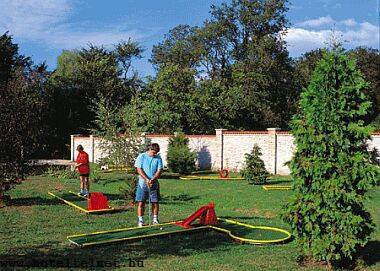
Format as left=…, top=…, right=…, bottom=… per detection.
left=71, top=129, right=380, bottom=175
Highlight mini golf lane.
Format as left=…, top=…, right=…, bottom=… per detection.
left=48, top=191, right=114, bottom=214
left=67, top=219, right=291, bottom=247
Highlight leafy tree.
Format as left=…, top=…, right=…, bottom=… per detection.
left=241, top=144, right=269, bottom=184
left=126, top=64, right=197, bottom=134
left=148, top=0, right=298, bottom=131
left=349, top=47, right=380, bottom=128
left=151, top=25, right=200, bottom=69
left=48, top=41, right=144, bottom=157
left=283, top=49, right=379, bottom=268
left=0, top=33, right=49, bottom=205
left=115, top=38, right=144, bottom=81
left=167, top=133, right=197, bottom=174
left=54, top=50, right=80, bottom=80
left=0, top=32, right=30, bottom=86
left=93, top=98, right=144, bottom=169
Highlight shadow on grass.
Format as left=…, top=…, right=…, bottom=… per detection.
left=103, top=193, right=125, bottom=201
left=160, top=194, right=201, bottom=205
left=361, top=240, right=380, bottom=267
left=8, top=196, right=61, bottom=207
left=95, top=177, right=126, bottom=186
left=0, top=231, right=232, bottom=269
left=219, top=215, right=274, bottom=221
left=265, top=180, right=292, bottom=185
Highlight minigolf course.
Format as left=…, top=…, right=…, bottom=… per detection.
left=67, top=203, right=291, bottom=247
left=48, top=191, right=114, bottom=214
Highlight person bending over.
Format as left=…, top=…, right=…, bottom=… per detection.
left=134, top=143, right=163, bottom=227
left=75, top=145, right=90, bottom=197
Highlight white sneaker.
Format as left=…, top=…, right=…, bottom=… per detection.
left=153, top=219, right=159, bottom=225
left=138, top=221, right=145, bottom=227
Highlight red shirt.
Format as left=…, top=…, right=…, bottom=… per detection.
left=76, top=151, right=90, bottom=174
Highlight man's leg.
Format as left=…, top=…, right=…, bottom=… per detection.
left=137, top=201, right=145, bottom=217
left=84, top=176, right=90, bottom=196
left=137, top=201, right=145, bottom=226
left=152, top=203, right=159, bottom=216
left=150, top=187, right=159, bottom=224
left=135, top=185, right=147, bottom=226
left=79, top=176, right=84, bottom=195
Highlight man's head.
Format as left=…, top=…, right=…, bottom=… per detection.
left=76, top=145, right=84, bottom=152
left=147, top=143, right=160, bottom=157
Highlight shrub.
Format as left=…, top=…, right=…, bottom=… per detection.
left=241, top=144, right=269, bottom=184
left=167, top=133, right=196, bottom=175
left=119, top=174, right=137, bottom=202
left=45, top=166, right=77, bottom=180
left=282, top=49, right=379, bottom=268
left=89, top=163, right=101, bottom=183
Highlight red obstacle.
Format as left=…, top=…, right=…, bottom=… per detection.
left=88, top=192, right=110, bottom=211
left=176, top=203, right=218, bottom=228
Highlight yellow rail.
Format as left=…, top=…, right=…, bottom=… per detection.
left=180, top=175, right=244, bottom=180
left=48, top=191, right=114, bottom=214
left=67, top=219, right=291, bottom=247
left=262, top=185, right=292, bottom=190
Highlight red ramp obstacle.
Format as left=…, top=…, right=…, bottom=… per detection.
left=88, top=192, right=110, bottom=211
left=176, top=202, right=218, bottom=228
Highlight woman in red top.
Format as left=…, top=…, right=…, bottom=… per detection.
left=75, top=145, right=90, bottom=197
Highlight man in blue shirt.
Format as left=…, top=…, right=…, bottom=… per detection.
left=134, top=143, right=163, bottom=227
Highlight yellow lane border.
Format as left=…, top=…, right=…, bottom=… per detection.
left=67, top=219, right=291, bottom=247
left=180, top=175, right=244, bottom=180
left=48, top=191, right=114, bottom=214
left=262, top=185, right=292, bottom=190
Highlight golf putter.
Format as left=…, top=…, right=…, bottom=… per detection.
left=148, top=186, right=151, bottom=226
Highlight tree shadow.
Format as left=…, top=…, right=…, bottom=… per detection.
left=0, top=231, right=232, bottom=269
left=219, top=215, right=273, bottom=221
left=8, top=196, right=61, bottom=207
left=265, top=179, right=292, bottom=185
left=96, top=177, right=126, bottom=186
left=160, top=172, right=180, bottom=179
left=103, top=193, right=124, bottom=201
left=160, top=194, right=201, bottom=205
left=361, top=240, right=380, bottom=267
left=197, top=146, right=212, bottom=170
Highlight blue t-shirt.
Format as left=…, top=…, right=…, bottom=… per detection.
left=134, top=152, right=163, bottom=187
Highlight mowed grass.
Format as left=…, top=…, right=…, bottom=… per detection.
left=0, top=172, right=379, bottom=271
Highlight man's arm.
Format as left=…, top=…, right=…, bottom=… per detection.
left=136, top=167, right=150, bottom=184
left=150, top=169, right=162, bottom=182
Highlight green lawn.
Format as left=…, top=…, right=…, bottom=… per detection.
left=0, top=172, right=379, bottom=270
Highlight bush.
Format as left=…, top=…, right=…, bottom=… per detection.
left=282, top=49, right=379, bottom=268
left=44, top=166, right=77, bottom=180
left=241, top=144, right=269, bottom=184
left=167, top=133, right=197, bottom=175
left=119, top=174, right=137, bottom=202
left=89, top=163, right=101, bottom=183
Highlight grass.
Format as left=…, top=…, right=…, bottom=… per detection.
left=0, top=172, right=379, bottom=270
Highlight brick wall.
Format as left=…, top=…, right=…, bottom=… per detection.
left=71, top=129, right=380, bottom=175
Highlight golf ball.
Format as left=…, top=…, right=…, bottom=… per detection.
left=160, top=227, right=163, bottom=230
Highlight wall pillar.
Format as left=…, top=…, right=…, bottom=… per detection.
left=89, top=135, right=95, bottom=163
left=215, top=129, right=226, bottom=170
left=267, top=128, right=281, bottom=174
left=70, top=135, right=75, bottom=161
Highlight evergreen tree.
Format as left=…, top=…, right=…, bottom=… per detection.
left=283, top=49, right=379, bottom=268
left=241, top=144, right=269, bottom=184
left=167, top=134, right=197, bottom=174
